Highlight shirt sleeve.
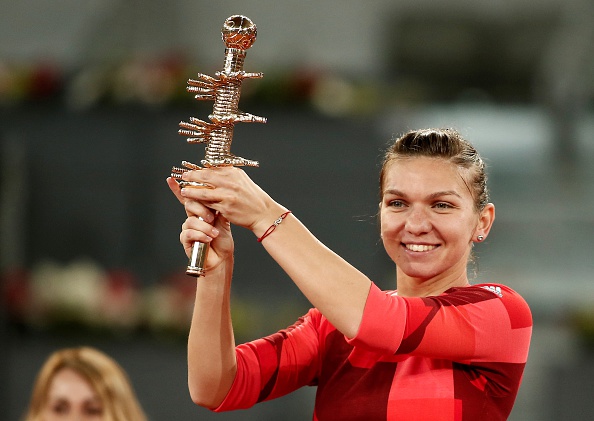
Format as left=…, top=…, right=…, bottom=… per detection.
left=347, top=283, right=532, bottom=364
left=214, top=308, right=322, bottom=411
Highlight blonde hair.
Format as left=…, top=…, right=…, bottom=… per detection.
left=22, top=346, right=147, bottom=421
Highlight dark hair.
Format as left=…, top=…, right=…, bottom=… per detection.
left=379, top=128, right=489, bottom=211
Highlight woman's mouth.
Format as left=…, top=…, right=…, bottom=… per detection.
left=404, top=243, right=437, bottom=252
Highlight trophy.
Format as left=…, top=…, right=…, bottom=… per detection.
left=171, top=15, right=266, bottom=277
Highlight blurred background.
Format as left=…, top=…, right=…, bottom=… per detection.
left=1, top=0, right=593, bottom=419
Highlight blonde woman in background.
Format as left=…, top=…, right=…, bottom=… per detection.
left=22, top=346, right=147, bottom=421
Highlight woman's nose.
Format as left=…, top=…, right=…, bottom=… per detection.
left=404, top=207, right=431, bottom=235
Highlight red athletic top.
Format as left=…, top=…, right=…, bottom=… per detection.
left=214, top=283, right=532, bottom=420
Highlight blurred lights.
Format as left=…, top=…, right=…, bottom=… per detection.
left=0, top=258, right=289, bottom=341
left=0, top=57, right=382, bottom=116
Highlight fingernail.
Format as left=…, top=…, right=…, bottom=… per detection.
left=212, top=228, right=219, bottom=236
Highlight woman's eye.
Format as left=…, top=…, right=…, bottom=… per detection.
left=85, top=405, right=104, bottom=415
left=52, top=403, right=69, bottom=414
left=388, top=200, right=405, bottom=208
left=434, top=202, right=452, bottom=209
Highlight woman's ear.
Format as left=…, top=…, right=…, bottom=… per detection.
left=474, top=203, right=495, bottom=242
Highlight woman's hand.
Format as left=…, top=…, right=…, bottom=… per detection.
left=167, top=176, right=234, bottom=270
left=178, top=167, right=286, bottom=237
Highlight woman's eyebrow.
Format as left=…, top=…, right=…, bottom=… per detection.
left=383, top=189, right=406, bottom=197
left=429, top=190, right=462, bottom=199
left=383, top=189, right=462, bottom=199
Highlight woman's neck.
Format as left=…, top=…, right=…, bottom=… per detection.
left=395, top=269, right=470, bottom=297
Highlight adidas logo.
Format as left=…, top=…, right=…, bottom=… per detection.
left=481, top=285, right=503, bottom=298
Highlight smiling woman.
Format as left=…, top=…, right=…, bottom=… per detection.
left=378, top=128, right=495, bottom=296
left=167, top=127, right=532, bottom=420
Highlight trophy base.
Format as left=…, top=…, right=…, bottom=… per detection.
left=186, top=265, right=206, bottom=277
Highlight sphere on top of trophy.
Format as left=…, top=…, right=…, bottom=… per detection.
left=221, top=15, right=258, bottom=51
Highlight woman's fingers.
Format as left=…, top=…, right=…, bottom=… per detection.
left=168, top=175, right=215, bottom=206
left=168, top=176, right=218, bottom=221
left=179, top=172, right=221, bottom=210
left=184, top=200, right=216, bottom=223
left=166, top=177, right=185, bottom=205
left=181, top=216, right=220, bottom=247
left=179, top=167, right=271, bottom=229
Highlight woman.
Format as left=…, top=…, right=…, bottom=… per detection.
left=23, top=346, right=147, bottom=421
left=167, top=128, right=532, bottom=420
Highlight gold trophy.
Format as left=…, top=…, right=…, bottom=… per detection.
left=171, top=15, right=266, bottom=277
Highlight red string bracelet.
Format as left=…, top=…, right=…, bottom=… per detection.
left=257, top=211, right=292, bottom=242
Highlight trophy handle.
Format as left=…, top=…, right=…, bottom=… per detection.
left=186, top=240, right=208, bottom=277
left=170, top=167, right=212, bottom=277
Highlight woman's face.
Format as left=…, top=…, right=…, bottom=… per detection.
left=380, top=157, right=488, bottom=286
left=42, top=368, right=104, bottom=421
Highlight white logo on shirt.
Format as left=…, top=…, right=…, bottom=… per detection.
left=481, top=285, right=503, bottom=297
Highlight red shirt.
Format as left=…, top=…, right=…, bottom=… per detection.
left=215, top=283, right=532, bottom=420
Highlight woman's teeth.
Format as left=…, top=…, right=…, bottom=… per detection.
left=406, top=244, right=436, bottom=252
